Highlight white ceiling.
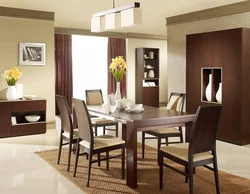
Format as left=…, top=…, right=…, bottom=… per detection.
left=0, top=0, right=246, bottom=35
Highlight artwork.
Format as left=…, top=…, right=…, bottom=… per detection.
left=19, top=42, right=46, bottom=66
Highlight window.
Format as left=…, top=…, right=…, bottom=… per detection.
left=72, top=35, right=108, bottom=101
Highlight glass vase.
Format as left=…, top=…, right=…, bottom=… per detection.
left=114, top=82, right=121, bottom=101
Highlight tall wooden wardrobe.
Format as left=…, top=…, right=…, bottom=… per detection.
left=186, top=28, right=250, bottom=145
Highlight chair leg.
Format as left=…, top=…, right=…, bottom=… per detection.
left=159, top=151, right=164, bottom=190
left=94, top=125, right=98, bottom=136
left=185, top=166, right=188, bottom=183
left=86, top=153, right=92, bottom=187
left=67, top=139, right=72, bottom=172
left=188, top=163, right=194, bottom=194
left=57, top=133, right=63, bottom=164
left=142, top=132, right=145, bottom=159
left=179, top=127, right=184, bottom=143
left=98, top=153, right=101, bottom=167
left=106, top=151, right=109, bottom=170
left=103, top=126, right=105, bottom=135
left=157, top=136, right=161, bottom=165
left=165, top=137, right=169, bottom=146
left=115, top=123, right=118, bottom=137
left=213, top=151, right=220, bottom=194
left=73, top=139, right=80, bottom=177
left=121, top=147, right=125, bottom=179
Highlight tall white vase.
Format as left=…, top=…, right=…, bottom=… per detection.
left=114, top=82, right=121, bottom=101
left=205, top=74, right=212, bottom=101
left=6, top=86, right=17, bottom=101
left=216, top=83, right=222, bottom=103
left=148, top=70, right=155, bottom=78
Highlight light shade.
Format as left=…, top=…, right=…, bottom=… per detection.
left=121, top=8, right=142, bottom=27
left=105, top=12, right=121, bottom=30
left=91, top=16, right=105, bottom=32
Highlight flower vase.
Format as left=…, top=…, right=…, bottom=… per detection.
left=205, top=74, right=212, bottom=101
left=6, top=86, right=17, bottom=101
left=114, top=82, right=121, bottom=101
left=216, top=83, right=222, bottom=103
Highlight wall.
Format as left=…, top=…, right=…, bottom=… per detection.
left=126, top=38, right=168, bottom=104
left=167, top=12, right=250, bottom=100
left=0, top=16, right=55, bottom=128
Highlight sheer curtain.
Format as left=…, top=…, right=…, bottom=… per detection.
left=55, top=34, right=73, bottom=114
left=108, top=38, right=127, bottom=98
left=72, top=35, right=108, bottom=101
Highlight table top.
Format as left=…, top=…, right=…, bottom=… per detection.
left=88, top=105, right=195, bottom=128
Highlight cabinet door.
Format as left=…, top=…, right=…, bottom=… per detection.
left=143, top=87, right=159, bottom=107
left=186, top=33, right=212, bottom=113
left=211, top=29, right=242, bottom=144
left=0, top=102, right=11, bottom=138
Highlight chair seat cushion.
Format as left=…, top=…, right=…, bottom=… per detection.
left=80, top=135, right=125, bottom=150
left=62, top=129, right=78, bottom=139
left=149, top=127, right=180, bottom=134
left=160, top=143, right=213, bottom=162
left=91, top=118, right=116, bottom=125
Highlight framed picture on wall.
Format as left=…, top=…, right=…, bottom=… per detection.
left=19, top=42, right=46, bottom=66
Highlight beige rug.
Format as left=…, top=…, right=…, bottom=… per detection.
left=35, top=145, right=250, bottom=194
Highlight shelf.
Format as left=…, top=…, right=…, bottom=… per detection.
left=144, top=78, right=159, bottom=80
left=12, top=121, right=46, bottom=126
left=143, top=86, right=159, bottom=88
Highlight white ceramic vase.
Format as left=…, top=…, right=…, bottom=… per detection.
left=148, top=70, right=155, bottom=78
left=216, top=83, right=222, bottom=103
left=205, top=74, right=212, bottom=101
left=114, top=82, right=121, bottom=101
left=6, top=85, right=17, bottom=101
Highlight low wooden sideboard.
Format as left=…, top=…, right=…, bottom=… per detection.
left=0, top=99, right=46, bottom=138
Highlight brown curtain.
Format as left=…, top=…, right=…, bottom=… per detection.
left=55, top=34, right=73, bottom=114
left=108, top=38, right=127, bottom=98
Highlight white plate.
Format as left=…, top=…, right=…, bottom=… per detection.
left=23, top=95, right=36, bottom=100
left=125, top=108, right=144, bottom=113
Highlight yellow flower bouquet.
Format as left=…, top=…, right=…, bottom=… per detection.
left=2, top=67, right=22, bottom=86
left=109, top=56, right=127, bottom=82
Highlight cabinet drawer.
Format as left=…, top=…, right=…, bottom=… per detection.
left=11, top=100, right=46, bottom=113
left=11, top=122, right=46, bottom=136
left=0, top=102, right=11, bottom=138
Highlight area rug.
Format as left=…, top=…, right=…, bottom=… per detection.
left=35, top=145, right=250, bottom=194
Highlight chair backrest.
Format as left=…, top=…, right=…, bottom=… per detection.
left=55, top=95, right=73, bottom=134
left=166, top=92, right=186, bottom=112
left=73, top=98, right=94, bottom=150
left=85, top=89, right=104, bottom=105
left=189, top=105, right=222, bottom=155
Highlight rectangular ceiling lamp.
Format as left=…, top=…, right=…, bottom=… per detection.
left=121, top=8, right=142, bottom=27
left=91, top=16, right=105, bottom=32
left=105, top=12, right=121, bottom=30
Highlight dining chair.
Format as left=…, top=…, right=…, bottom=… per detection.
left=142, top=92, right=186, bottom=159
left=85, top=89, right=119, bottom=137
left=56, top=95, right=78, bottom=172
left=72, top=98, right=125, bottom=187
left=159, top=105, right=222, bottom=194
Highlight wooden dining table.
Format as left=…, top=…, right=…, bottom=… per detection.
left=87, top=105, right=195, bottom=189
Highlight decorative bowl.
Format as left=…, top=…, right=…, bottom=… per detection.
left=25, top=115, right=41, bottom=123
left=23, top=95, right=36, bottom=100
left=127, top=104, right=143, bottom=110
left=115, top=99, right=134, bottom=109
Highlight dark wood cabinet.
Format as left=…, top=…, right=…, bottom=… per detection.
left=136, top=47, right=160, bottom=107
left=0, top=99, right=46, bottom=138
left=186, top=28, right=250, bottom=145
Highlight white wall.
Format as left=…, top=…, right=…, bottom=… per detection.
left=126, top=38, right=168, bottom=103
left=167, top=12, right=250, bottom=97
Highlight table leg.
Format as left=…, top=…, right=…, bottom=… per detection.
left=125, top=122, right=137, bottom=188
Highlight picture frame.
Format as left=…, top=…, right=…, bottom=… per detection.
left=19, top=42, right=46, bottom=66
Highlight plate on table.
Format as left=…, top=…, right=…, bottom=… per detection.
left=125, top=108, right=144, bottom=114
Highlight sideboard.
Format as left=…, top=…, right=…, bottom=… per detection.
left=0, top=99, right=46, bottom=138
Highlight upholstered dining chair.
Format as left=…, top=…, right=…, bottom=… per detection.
left=72, top=98, right=125, bottom=187
left=56, top=95, right=78, bottom=172
left=85, top=89, right=119, bottom=137
left=159, top=105, right=222, bottom=194
left=142, top=92, right=186, bottom=159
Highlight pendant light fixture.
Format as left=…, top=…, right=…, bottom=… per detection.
left=91, top=1, right=141, bottom=32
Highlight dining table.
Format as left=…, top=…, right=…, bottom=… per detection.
left=87, top=105, right=196, bottom=189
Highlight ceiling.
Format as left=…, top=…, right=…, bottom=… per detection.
left=0, top=0, right=246, bottom=35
